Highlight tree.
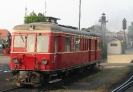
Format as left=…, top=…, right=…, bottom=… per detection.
left=86, top=25, right=95, bottom=32
left=86, top=25, right=101, bottom=32
left=24, top=11, right=46, bottom=24
left=0, top=39, right=4, bottom=44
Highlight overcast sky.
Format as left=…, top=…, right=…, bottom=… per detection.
left=1, top=0, right=133, bottom=32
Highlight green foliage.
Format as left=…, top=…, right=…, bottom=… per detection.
left=37, top=13, right=46, bottom=22
left=86, top=25, right=95, bottom=32
left=0, top=39, right=4, bottom=44
left=128, top=22, right=133, bottom=40
left=24, top=11, right=46, bottom=24
left=86, top=25, right=101, bottom=32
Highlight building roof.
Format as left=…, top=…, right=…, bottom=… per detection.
left=0, top=29, right=10, bottom=39
left=107, top=38, right=122, bottom=43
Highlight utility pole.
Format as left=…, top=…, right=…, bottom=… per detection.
left=79, top=0, right=81, bottom=30
left=45, top=1, right=47, bottom=16
left=122, top=18, right=127, bottom=51
left=25, top=6, right=28, bottom=17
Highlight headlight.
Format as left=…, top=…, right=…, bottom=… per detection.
left=12, top=58, right=19, bottom=64
left=41, top=58, right=47, bottom=65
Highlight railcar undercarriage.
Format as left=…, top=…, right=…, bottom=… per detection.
left=11, top=62, right=100, bottom=87
left=12, top=71, right=45, bottom=87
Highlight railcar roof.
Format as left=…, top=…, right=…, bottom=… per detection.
left=12, top=22, right=101, bottom=37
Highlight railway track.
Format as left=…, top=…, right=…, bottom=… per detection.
left=1, top=67, right=100, bottom=92
left=112, top=75, right=133, bottom=92
left=1, top=86, right=22, bottom=92
left=40, top=67, right=100, bottom=91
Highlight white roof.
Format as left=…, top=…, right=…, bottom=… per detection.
left=12, top=22, right=101, bottom=37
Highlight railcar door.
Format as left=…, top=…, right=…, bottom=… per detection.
left=53, top=36, right=58, bottom=69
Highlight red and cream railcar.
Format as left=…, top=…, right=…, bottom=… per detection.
left=10, top=21, right=102, bottom=86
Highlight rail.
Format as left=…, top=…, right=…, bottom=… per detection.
left=112, top=75, right=133, bottom=92
left=1, top=86, right=22, bottom=92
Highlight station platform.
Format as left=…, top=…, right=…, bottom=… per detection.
left=107, top=48, right=133, bottom=63
left=0, top=56, right=10, bottom=64
left=100, top=63, right=133, bottom=66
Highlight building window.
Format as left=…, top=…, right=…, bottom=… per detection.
left=110, top=43, right=117, bottom=46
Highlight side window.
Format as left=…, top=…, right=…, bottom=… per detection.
left=88, top=39, right=89, bottom=50
left=98, top=40, right=101, bottom=49
left=83, top=38, right=85, bottom=51
left=71, top=37, right=76, bottom=51
left=85, top=39, right=87, bottom=50
left=76, top=38, right=80, bottom=51
left=97, top=40, right=99, bottom=50
left=65, top=37, right=70, bottom=52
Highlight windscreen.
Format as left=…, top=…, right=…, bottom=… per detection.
left=13, top=35, right=49, bottom=52
left=37, top=36, right=49, bottom=52
left=14, top=35, right=25, bottom=47
left=27, top=35, right=35, bottom=52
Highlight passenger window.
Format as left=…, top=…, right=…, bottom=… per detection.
left=76, top=38, right=80, bottom=51
left=71, top=37, right=76, bottom=51
left=88, top=39, right=89, bottom=50
left=65, top=37, right=70, bottom=52
left=98, top=40, right=101, bottom=49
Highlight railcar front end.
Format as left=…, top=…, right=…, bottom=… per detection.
left=10, top=25, right=58, bottom=86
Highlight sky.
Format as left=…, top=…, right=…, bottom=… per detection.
left=1, top=0, right=133, bottom=32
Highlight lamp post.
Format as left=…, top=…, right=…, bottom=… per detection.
left=122, top=18, right=127, bottom=51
